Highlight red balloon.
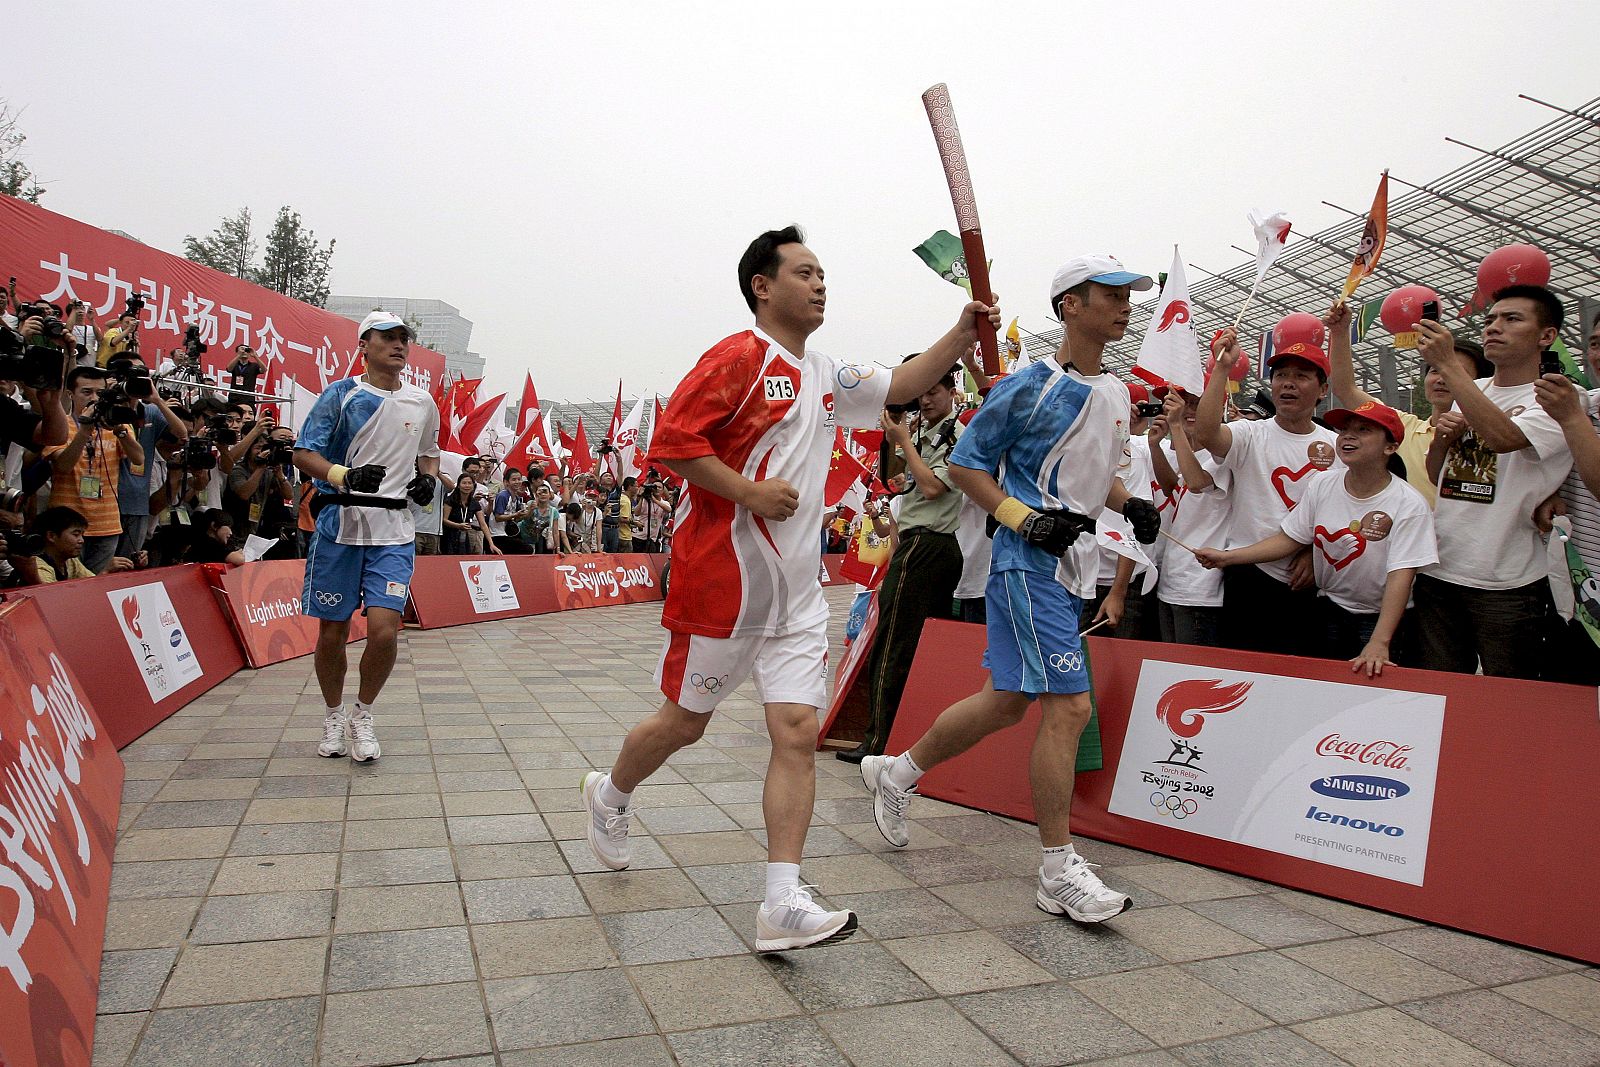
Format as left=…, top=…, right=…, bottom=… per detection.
left=1380, top=285, right=1440, bottom=338
left=1206, top=330, right=1251, bottom=383
left=1272, top=312, right=1326, bottom=354
left=1476, top=243, right=1550, bottom=297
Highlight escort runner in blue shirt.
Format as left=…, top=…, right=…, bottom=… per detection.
left=295, top=311, right=440, bottom=764
left=860, top=254, right=1164, bottom=927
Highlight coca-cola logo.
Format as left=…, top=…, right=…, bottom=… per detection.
left=1315, top=733, right=1412, bottom=771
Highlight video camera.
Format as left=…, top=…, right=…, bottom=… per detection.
left=1134, top=401, right=1165, bottom=419
left=89, top=382, right=140, bottom=427
left=173, top=436, right=218, bottom=471
left=182, top=323, right=208, bottom=360
left=596, top=438, right=615, bottom=455
left=106, top=356, right=156, bottom=400
left=0, top=319, right=65, bottom=390
left=0, top=523, right=43, bottom=559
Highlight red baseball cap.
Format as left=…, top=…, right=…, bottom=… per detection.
left=1126, top=381, right=1151, bottom=404
left=1266, top=342, right=1331, bottom=378
left=1324, top=401, right=1404, bottom=443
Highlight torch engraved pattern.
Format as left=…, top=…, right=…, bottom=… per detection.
left=922, top=83, right=980, bottom=231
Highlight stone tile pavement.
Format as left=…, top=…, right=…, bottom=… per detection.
left=94, top=588, right=1600, bottom=1066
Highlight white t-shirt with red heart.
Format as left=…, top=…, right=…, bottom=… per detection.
left=1157, top=443, right=1233, bottom=608
left=1215, top=417, right=1341, bottom=584
left=1280, top=471, right=1437, bottom=615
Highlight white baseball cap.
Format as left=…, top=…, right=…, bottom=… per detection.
left=358, top=310, right=415, bottom=340
left=1049, top=254, right=1154, bottom=315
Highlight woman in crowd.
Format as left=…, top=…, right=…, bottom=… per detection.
left=444, top=473, right=496, bottom=555
left=187, top=508, right=247, bottom=566
left=524, top=482, right=571, bottom=554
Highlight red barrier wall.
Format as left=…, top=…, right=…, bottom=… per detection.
left=206, top=561, right=367, bottom=669
left=0, top=598, right=124, bottom=1067
left=890, top=622, right=1600, bottom=964
left=18, top=566, right=245, bottom=749
left=408, top=554, right=666, bottom=629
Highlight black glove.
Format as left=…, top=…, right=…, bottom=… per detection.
left=1122, top=497, right=1161, bottom=544
left=344, top=463, right=387, bottom=494
left=1016, top=508, right=1096, bottom=557
left=406, top=473, right=435, bottom=506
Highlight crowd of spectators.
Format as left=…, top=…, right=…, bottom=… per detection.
left=0, top=292, right=681, bottom=591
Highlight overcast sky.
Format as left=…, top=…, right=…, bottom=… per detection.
left=11, top=1, right=1598, bottom=404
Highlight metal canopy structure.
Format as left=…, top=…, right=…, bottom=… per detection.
left=1020, top=94, right=1600, bottom=406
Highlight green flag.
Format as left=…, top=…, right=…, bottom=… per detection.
left=1561, top=532, right=1600, bottom=649
left=913, top=230, right=975, bottom=294
left=1351, top=299, right=1383, bottom=343
left=1552, top=336, right=1593, bottom=389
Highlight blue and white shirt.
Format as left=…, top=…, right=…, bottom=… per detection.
left=299, top=377, right=440, bottom=546
left=950, top=359, right=1129, bottom=598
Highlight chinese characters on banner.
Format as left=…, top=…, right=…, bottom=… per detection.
left=1108, top=660, right=1445, bottom=887
left=0, top=196, right=447, bottom=404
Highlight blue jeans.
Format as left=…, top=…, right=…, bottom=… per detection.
left=1413, top=574, right=1553, bottom=680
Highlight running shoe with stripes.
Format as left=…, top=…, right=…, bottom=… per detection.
left=755, top=885, right=858, bottom=952
left=317, top=706, right=349, bottom=758
left=859, top=755, right=913, bottom=848
left=581, top=771, right=633, bottom=871
left=1037, top=852, right=1132, bottom=922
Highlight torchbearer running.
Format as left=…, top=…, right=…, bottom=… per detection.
left=296, top=311, right=440, bottom=763
left=860, top=255, right=1162, bottom=923
left=582, top=225, right=999, bottom=952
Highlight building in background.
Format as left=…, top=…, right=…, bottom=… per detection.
left=327, top=294, right=485, bottom=379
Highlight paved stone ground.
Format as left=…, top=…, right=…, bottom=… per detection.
left=95, top=588, right=1600, bottom=1066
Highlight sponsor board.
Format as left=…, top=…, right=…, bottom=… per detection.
left=106, top=582, right=204, bottom=701
left=553, top=559, right=657, bottom=609
left=460, top=560, right=518, bottom=614
left=212, top=561, right=367, bottom=668
left=0, top=598, right=123, bottom=1067
left=1107, top=660, right=1444, bottom=886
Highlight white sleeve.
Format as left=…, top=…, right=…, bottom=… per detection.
left=827, top=358, right=893, bottom=430
left=1384, top=493, right=1438, bottom=571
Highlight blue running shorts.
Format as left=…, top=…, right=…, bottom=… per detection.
left=303, top=536, right=415, bottom=621
left=983, top=570, right=1090, bottom=698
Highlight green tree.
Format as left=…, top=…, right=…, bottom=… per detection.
left=253, top=206, right=337, bottom=307
left=183, top=206, right=258, bottom=278
left=0, top=101, right=45, bottom=203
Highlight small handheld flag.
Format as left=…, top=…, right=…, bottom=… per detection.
left=1339, top=171, right=1388, bottom=302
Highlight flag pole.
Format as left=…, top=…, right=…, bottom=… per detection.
left=1230, top=276, right=1263, bottom=331
left=1079, top=618, right=1113, bottom=637
left=1159, top=527, right=1198, bottom=556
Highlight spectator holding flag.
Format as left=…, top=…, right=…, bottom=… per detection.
left=1197, top=402, right=1436, bottom=675
left=1148, top=388, right=1231, bottom=646
left=1194, top=316, right=1338, bottom=656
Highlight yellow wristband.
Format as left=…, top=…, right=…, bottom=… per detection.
left=328, top=464, right=349, bottom=488
left=994, top=496, right=1034, bottom=533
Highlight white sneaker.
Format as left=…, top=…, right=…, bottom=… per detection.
left=581, top=771, right=633, bottom=871
left=317, top=707, right=349, bottom=758
left=860, top=755, right=913, bottom=848
left=1037, top=853, right=1132, bottom=923
left=755, top=885, right=858, bottom=952
left=348, top=708, right=381, bottom=763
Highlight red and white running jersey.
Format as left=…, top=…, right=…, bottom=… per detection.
left=650, top=328, right=891, bottom=638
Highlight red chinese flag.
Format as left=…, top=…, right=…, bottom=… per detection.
left=824, top=429, right=870, bottom=507
left=517, top=372, right=542, bottom=435
left=569, top=417, right=594, bottom=474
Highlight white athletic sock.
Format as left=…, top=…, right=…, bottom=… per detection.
left=765, top=862, right=802, bottom=907
left=597, top=773, right=632, bottom=809
left=1041, top=843, right=1076, bottom=881
left=352, top=701, right=373, bottom=718
left=326, top=703, right=344, bottom=715
left=885, top=751, right=924, bottom=791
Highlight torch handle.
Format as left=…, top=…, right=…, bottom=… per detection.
left=958, top=229, right=1000, bottom=375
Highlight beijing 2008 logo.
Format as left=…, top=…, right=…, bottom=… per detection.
left=1137, top=678, right=1251, bottom=821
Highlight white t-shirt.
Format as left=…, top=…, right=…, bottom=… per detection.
left=1429, top=377, right=1573, bottom=589
left=489, top=489, right=529, bottom=539
left=954, top=493, right=992, bottom=600
left=650, top=328, right=891, bottom=638
left=1157, top=442, right=1232, bottom=609
left=1097, top=432, right=1155, bottom=587
left=1281, top=471, right=1437, bottom=615
left=1216, top=417, right=1340, bottom=584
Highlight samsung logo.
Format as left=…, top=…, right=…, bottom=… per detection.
left=1309, top=775, right=1409, bottom=802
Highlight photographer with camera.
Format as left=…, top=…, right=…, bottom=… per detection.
left=66, top=302, right=99, bottom=369
left=226, top=344, right=266, bottom=404
left=95, top=309, right=139, bottom=368
left=489, top=467, right=535, bottom=554
left=42, top=366, right=144, bottom=574
left=0, top=305, right=71, bottom=455
left=597, top=468, right=623, bottom=551
left=839, top=360, right=968, bottom=763
left=227, top=413, right=295, bottom=549
left=115, top=374, right=188, bottom=560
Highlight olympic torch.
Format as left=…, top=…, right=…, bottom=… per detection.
left=922, top=82, right=999, bottom=374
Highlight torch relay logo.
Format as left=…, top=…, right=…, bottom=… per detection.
left=1154, top=679, right=1251, bottom=770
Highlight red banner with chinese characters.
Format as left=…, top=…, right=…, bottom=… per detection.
left=0, top=597, right=124, bottom=1067
left=205, top=561, right=368, bottom=669
left=0, top=195, right=447, bottom=400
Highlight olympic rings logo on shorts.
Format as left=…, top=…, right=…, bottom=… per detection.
left=1048, top=651, right=1084, bottom=673
left=1149, top=791, right=1198, bottom=819
left=314, top=591, right=344, bottom=606
left=689, top=672, right=728, bottom=695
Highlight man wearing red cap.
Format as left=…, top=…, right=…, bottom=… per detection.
left=1195, top=316, right=1339, bottom=656
left=1197, top=402, right=1436, bottom=674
